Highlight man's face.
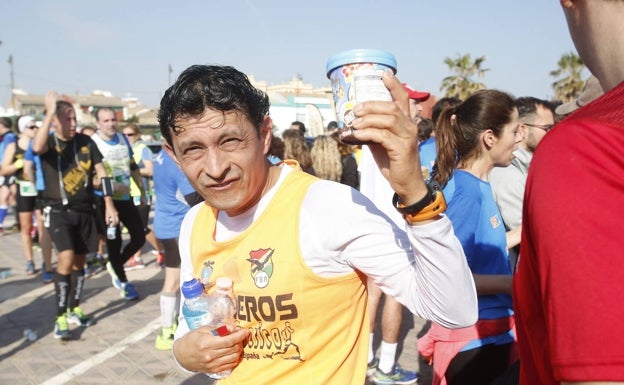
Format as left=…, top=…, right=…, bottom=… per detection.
left=96, top=109, right=118, bottom=138
left=165, top=108, right=272, bottom=217
left=522, top=105, right=555, bottom=153
left=54, top=105, right=77, bottom=140
left=408, top=99, right=424, bottom=123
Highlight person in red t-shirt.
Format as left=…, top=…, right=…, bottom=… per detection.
left=514, top=1, right=624, bottom=384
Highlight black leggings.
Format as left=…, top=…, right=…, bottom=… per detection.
left=100, top=198, right=145, bottom=282
left=446, top=342, right=515, bottom=385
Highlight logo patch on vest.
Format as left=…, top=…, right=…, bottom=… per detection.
left=490, top=215, right=500, bottom=229
left=247, top=248, right=274, bottom=288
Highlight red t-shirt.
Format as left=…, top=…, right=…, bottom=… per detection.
left=514, top=81, right=624, bottom=384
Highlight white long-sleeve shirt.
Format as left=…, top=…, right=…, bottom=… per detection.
left=176, top=165, right=477, bottom=341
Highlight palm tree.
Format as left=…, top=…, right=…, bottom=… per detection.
left=550, top=52, right=586, bottom=102
left=440, top=54, right=489, bottom=99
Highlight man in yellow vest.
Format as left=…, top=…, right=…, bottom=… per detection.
left=122, top=123, right=164, bottom=269
left=159, top=64, right=478, bottom=385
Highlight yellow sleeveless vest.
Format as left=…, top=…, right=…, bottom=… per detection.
left=189, top=169, right=369, bottom=385
left=129, top=141, right=149, bottom=198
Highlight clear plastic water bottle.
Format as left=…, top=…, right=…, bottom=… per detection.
left=210, top=277, right=237, bottom=332
left=106, top=217, right=116, bottom=240
left=23, top=329, right=37, bottom=342
left=181, top=278, right=214, bottom=329
left=0, top=269, right=11, bottom=279
left=181, top=277, right=237, bottom=379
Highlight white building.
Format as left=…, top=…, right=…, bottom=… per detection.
left=250, top=75, right=336, bottom=138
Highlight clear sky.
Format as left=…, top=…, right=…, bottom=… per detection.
left=0, top=0, right=581, bottom=110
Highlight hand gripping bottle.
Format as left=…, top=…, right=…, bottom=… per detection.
left=106, top=217, right=117, bottom=240
left=181, top=277, right=237, bottom=379
left=206, top=277, right=237, bottom=379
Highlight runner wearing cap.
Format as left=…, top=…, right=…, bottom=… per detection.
left=402, top=83, right=431, bottom=124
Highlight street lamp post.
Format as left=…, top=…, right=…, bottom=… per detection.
left=8, top=54, right=14, bottom=111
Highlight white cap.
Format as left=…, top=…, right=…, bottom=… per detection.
left=215, top=277, right=233, bottom=289
left=18, top=115, right=35, bottom=133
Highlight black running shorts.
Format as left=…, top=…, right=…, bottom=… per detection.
left=158, top=238, right=181, bottom=268
left=47, top=208, right=98, bottom=255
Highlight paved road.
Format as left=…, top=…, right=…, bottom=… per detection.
left=0, top=214, right=432, bottom=384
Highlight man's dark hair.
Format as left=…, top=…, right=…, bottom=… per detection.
left=43, top=100, right=74, bottom=118
left=158, top=65, right=270, bottom=146
left=417, top=118, right=435, bottom=142
left=515, top=97, right=553, bottom=120
left=291, top=121, right=306, bottom=135
left=0, top=116, right=12, bottom=129
left=432, top=97, right=462, bottom=126
left=94, top=107, right=115, bottom=121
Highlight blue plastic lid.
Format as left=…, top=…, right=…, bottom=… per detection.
left=181, top=278, right=204, bottom=298
left=325, top=49, right=397, bottom=78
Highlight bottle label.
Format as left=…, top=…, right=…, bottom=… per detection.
left=185, top=313, right=215, bottom=330
left=107, top=225, right=116, bottom=240
left=353, top=68, right=393, bottom=104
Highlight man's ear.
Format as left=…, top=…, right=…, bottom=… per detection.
left=260, top=116, right=273, bottom=155
left=518, top=123, right=527, bottom=140
left=164, top=142, right=181, bottom=166
left=561, top=0, right=573, bottom=9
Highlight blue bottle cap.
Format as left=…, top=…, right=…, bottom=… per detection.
left=181, top=278, right=204, bottom=298
left=325, top=49, right=397, bottom=78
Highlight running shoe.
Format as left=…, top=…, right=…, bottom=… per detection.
left=26, top=261, right=35, bottom=275
left=155, top=252, right=166, bottom=268
left=67, top=307, right=96, bottom=327
left=155, top=322, right=177, bottom=350
left=121, top=282, right=139, bottom=301
left=124, top=256, right=145, bottom=271
left=86, top=254, right=106, bottom=276
left=372, top=363, right=418, bottom=385
left=42, top=271, right=54, bottom=284
left=367, top=357, right=379, bottom=377
left=54, top=314, right=71, bottom=340
left=95, top=253, right=107, bottom=265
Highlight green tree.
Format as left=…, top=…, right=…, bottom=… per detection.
left=550, top=52, right=586, bottom=102
left=123, top=115, right=139, bottom=123
left=440, top=54, right=489, bottom=99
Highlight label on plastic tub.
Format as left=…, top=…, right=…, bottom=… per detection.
left=353, top=68, right=393, bottom=104
left=326, top=49, right=397, bottom=144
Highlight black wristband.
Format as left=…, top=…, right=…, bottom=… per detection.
left=392, top=184, right=435, bottom=215
left=101, top=177, right=114, bottom=197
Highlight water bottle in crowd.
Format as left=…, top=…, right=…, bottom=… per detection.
left=23, top=329, right=37, bottom=342
left=181, top=277, right=237, bottom=379
left=210, top=277, right=237, bottom=333
left=0, top=269, right=11, bottom=279
left=106, top=217, right=116, bottom=240
left=181, top=278, right=212, bottom=329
